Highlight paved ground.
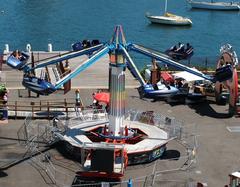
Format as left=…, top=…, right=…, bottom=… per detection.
left=0, top=52, right=240, bottom=186
left=0, top=88, right=239, bottom=187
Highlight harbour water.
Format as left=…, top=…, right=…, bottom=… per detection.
left=0, top=0, right=240, bottom=68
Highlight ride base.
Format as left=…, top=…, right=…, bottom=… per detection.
left=54, top=110, right=170, bottom=181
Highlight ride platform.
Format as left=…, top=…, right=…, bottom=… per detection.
left=53, top=111, right=172, bottom=181
left=59, top=120, right=169, bottom=153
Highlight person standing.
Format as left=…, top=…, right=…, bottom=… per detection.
left=75, top=89, right=81, bottom=115
left=2, top=89, right=8, bottom=120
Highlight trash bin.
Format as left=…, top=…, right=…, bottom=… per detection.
left=2, top=107, right=8, bottom=120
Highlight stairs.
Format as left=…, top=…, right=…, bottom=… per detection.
left=52, top=67, right=61, bottom=82
left=34, top=66, right=62, bottom=87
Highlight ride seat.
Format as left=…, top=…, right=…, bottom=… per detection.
left=91, top=40, right=100, bottom=46
left=72, top=42, right=83, bottom=51
left=82, top=40, right=91, bottom=48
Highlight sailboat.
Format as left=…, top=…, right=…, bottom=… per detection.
left=146, top=0, right=192, bottom=26
left=188, top=0, right=240, bottom=10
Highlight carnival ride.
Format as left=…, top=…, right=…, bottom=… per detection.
left=4, top=25, right=193, bottom=182
left=7, top=24, right=238, bottom=113
left=6, top=25, right=238, bottom=183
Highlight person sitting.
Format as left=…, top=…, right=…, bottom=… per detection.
left=93, top=99, right=102, bottom=109
left=105, top=104, right=110, bottom=112
left=13, top=50, right=22, bottom=60
left=176, top=79, right=183, bottom=88
left=172, top=45, right=177, bottom=51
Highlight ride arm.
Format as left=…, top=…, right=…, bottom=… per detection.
left=128, top=43, right=213, bottom=81
left=120, top=46, right=146, bottom=86
left=28, top=44, right=104, bottom=72
left=54, top=46, right=111, bottom=89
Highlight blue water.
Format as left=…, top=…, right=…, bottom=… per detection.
left=0, top=0, right=240, bottom=67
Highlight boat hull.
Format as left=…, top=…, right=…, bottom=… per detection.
left=146, top=15, right=192, bottom=26
left=188, top=1, right=240, bottom=10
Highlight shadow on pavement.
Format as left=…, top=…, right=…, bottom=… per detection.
left=0, top=170, right=8, bottom=178
left=188, top=102, right=232, bottom=119
left=161, top=150, right=181, bottom=160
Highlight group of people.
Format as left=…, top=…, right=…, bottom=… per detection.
left=171, top=43, right=192, bottom=53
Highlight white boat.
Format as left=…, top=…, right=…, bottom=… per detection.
left=146, top=0, right=192, bottom=26
left=146, top=13, right=192, bottom=26
left=188, top=0, right=240, bottom=10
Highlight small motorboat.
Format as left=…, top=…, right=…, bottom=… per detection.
left=165, top=43, right=194, bottom=60
left=146, top=12, right=192, bottom=26
left=22, top=75, right=56, bottom=95
left=188, top=0, right=240, bottom=10
left=7, top=50, right=29, bottom=70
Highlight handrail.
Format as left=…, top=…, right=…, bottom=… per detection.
left=1, top=99, right=84, bottom=119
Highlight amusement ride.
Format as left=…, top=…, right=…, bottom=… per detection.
left=6, top=25, right=239, bottom=112
left=6, top=25, right=239, bottom=182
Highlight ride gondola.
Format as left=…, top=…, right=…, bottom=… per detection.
left=72, top=39, right=101, bottom=51
left=165, top=43, right=194, bottom=60
left=22, top=75, right=56, bottom=95
left=139, top=83, right=179, bottom=99
left=7, top=50, right=29, bottom=70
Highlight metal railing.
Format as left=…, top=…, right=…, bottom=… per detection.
left=5, top=98, right=83, bottom=119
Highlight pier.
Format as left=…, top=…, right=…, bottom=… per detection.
left=1, top=47, right=140, bottom=90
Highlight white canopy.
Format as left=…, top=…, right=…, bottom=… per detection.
left=173, top=70, right=205, bottom=82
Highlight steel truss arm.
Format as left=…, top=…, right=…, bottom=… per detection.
left=54, top=46, right=111, bottom=89
left=128, top=43, right=213, bottom=81
left=27, top=44, right=104, bottom=72
left=120, top=45, right=146, bottom=86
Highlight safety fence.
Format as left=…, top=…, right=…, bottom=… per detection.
left=16, top=109, right=199, bottom=187
left=5, top=98, right=83, bottom=119
left=125, top=109, right=183, bottom=139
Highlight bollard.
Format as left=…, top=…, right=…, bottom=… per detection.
left=4, top=44, right=9, bottom=53
left=128, top=179, right=133, bottom=187
left=48, top=43, right=53, bottom=52
left=26, top=44, right=31, bottom=52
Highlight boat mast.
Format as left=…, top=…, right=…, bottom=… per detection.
left=165, top=0, right=168, bottom=13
